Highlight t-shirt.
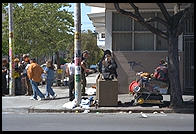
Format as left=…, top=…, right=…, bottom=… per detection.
left=68, top=63, right=75, bottom=75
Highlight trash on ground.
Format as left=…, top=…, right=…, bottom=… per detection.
left=62, top=100, right=77, bottom=109
left=140, top=112, right=148, bottom=118
left=86, top=87, right=96, bottom=95
left=80, top=97, right=94, bottom=109
left=153, top=111, right=158, bottom=114
left=83, top=109, right=90, bottom=113
left=128, top=111, right=132, bottom=114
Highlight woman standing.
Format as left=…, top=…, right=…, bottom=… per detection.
left=44, top=60, right=57, bottom=99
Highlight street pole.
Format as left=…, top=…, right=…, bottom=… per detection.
left=74, top=3, right=81, bottom=105
left=8, top=3, right=15, bottom=96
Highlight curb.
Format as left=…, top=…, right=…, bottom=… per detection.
left=27, top=107, right=194, bottom=114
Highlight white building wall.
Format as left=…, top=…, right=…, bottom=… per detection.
left=105, top=10, right=112, bottom=51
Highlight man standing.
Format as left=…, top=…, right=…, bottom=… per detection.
left=20, top=54, right=33, bottom=96
left=81, top=50, right=90, bottom=96
left=66, top=57, right=75, bottom=101
left=27, top=58, right=45, bottom=101
left=13, top=58, right=23, bottom=95
left=2, top=58, right=9, bottom=96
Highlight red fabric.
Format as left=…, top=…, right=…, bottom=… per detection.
left=129, top=81, right=139, bottom=92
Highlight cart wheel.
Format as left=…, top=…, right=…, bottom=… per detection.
left=130, top=100, right=135, bottom=105
left=138, top=98, right=144, bottom=104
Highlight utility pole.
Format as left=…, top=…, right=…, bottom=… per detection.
left=8, top=3, right=15, bottom=96
left=74, top=3, right=81, bottom=105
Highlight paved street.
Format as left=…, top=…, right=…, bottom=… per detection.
left=2, top=112, right=194, bottom=131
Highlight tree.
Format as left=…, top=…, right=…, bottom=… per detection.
left=2, top=3, right=74, bottom=63
left=81, top=30, right=104, bottom=66
left=114, top=3, right=194, bottom=108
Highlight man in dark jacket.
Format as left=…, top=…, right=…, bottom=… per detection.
left=98, top=50, right=118, bottom=80
left=2, top=58, right=9, bottom=96
left=20, top=54, right=33, bottom=96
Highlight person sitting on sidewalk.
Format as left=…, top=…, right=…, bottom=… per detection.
left=27, top=58, right=45, bottom=101
left=44, top=60, right=57, bottom=99
left=100, top=50, right=118, bottom=80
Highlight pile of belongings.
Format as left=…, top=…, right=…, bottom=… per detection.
left=134, top=72, right=168, bottom=94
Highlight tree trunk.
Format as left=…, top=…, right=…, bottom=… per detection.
left=168, top=32, right=183, bottom=108
left=55, top=51, right=60, bottom=69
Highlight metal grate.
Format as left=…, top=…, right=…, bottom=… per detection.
left=183, top=35, right=194, bottom=94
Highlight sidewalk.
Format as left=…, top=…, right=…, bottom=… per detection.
left=2, top=73, right=194, bottom=114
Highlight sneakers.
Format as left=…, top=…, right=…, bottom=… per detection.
left=38, top=98, right=45, bottom=101
left=30, top=97, right=38, bottom=100
left=51, top=94, right=57, bottom=99
left=45, top=96, right=50, bottom=99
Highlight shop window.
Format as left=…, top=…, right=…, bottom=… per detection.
left=112, top=12, right=132, bottom=31
left=134, top=33, right=154, bottom=51
left=112, top=33, right=132, bottom=51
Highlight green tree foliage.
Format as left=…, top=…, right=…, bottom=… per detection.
left=81, top=30, right=104, bottom=66
left=2, top=3, right=74, bottom=58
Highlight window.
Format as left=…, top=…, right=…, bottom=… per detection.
left=134, top=33, right=154, bottom=51
left=113, top=33, right=132, bottom=51
left=134, top=12, right=155, bottom=31
left=184, top=13, right=194, bottom=34
left=112, top=12, right=132, bottom=31
left=156, top=36, right=168, bottom=50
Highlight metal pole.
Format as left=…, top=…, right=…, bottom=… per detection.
left=74, top=3, right=81, bottom=105
left=8, top=3, right=15, bottom=96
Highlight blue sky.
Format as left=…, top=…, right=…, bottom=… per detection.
left=66, top=3, right=95, bottom=31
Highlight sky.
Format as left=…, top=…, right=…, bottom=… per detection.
left=66, top=3, right=95, bottom=31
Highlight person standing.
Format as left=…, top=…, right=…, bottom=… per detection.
left=20, top=54, right=33, bottom=96
left=13, top=58, right=23, bottom=95
left=27, top=58, right=45, bottom=101
left=66, top=58, right=75, bottom=101
left=81, top=50, right=90, bottom=96
left=2, top=58, right=9, bottom=96
left=44, top=60, right=57, bottom=99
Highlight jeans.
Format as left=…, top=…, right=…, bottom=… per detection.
left=30, top=80, right=45, bottom=99
left=46, top=79, right=55, bottom=97
left=68, top=74, right=74, bottom=100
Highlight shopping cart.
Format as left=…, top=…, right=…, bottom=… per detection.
left=129, top=73, right=169, bottom=107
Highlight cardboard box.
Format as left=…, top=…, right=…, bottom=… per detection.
left=96, top=74, right=118, bottom=106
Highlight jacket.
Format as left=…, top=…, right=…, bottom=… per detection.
left=27, top=63, right=44, bottom=82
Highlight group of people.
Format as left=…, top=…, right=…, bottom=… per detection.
left=2, top=49, right=118, bottom=102
left=2, top=54, right=57, bottom=101
left=66, top=49, right=118, bottom=101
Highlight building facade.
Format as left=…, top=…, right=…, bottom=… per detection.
left=86, top=3, right=194, bottom=94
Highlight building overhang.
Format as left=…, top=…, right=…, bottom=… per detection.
left=87, top=12, right=105, bottom=33
left=86, top=3, right=190, bottom=10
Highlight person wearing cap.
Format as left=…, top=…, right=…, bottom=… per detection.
left=2, top=58, right=9, bottom=95
left=81, top=50, right=91, bottom=96
left=27, top=58, right=45, bottom=101
left=20, top=54, right=33, bottom=96
left=14, top=57, right=24, bottom=95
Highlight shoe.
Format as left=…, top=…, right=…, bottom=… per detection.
left=45, top=96, right=50, bottom=99
left=30, top=97, right=37, bottom=100
left=25, top=93, right=31, bottom=96
left=51, top=94, right=57, bottom=99
left=38, top=98, right=45, bottom=101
